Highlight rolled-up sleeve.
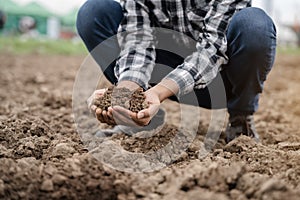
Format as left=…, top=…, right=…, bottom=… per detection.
left=164, top=0, right=251, bottom=96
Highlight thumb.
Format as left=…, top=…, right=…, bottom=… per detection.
left=137, top=110, right=150, bottom=119
left=137, top=111, right=144, bottom=119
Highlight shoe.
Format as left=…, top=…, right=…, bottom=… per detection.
left=95, top=108, right=165, bottom=137
left=225, top=114, right=260, bottom=143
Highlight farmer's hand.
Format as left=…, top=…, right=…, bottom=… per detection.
left=112, top=89, right=161, bottom=127
left=87, top=88, right=116, bottom=125
left=108, top=81, right=146, bottom=126
left=88, top=81, right=142, bottom=126
left=114, top=79, right=179, bottom=127
left=132, top=89, right=161, bottom=126
left=87, top=89, right=105, bottom=112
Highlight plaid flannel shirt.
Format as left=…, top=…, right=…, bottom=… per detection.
left=115, top=0, right=251, bottom=96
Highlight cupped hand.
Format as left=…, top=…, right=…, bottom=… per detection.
left=129, top=89, right=161, bottom=126
left=106, top=89, right=161, bottom=127
left=87, top=81, right=163, bottom=127
left=87, top=88, right=116, bottom=125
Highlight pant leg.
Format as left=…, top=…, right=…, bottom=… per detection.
left=223, top=7, right=277, bottom=115
left=76, top=0, right=123, bottom=84
left=158, top=7, right=277, bottom=111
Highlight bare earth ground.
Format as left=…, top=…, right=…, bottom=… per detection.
left=0, top=53, right=299, bottom=200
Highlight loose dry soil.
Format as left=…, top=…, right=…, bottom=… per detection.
left=0, top=53, right=299, bottom=200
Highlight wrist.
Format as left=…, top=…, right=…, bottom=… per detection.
left=117, top=81, right=141, bottom=91
left=149, top=79, right=179, bottom=102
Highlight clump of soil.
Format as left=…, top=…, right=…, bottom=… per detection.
left=1, top=53, right=300, bottom=200
left=92, top=86, right=149, bottom=112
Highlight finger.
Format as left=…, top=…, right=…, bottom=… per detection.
left=95, top=108, right=105, bottom=123
left=87, top=89, right=105, bottom=108
left=101, top=110, right=115, bottom=125
left=113, top=112, right=135, bottom=126
left=106, top=107, right=117, bottom=125
left=129, top=110, right=142, bottom=120
left=102, top=110, right=110, bottom=123
left=112, top=108, right=139, bottom=127
left=136, top=104, right=159, bottom=119
left=136, top=109, right=150, bottom=119
left=129, top=112, right=150, bottom=126
left=90, top=89, right=106, bottom=104
left=87, top=95, right=95, bottom=108
left=105, top=116, right=116, bottom=125
left=136, top=117, right=151, bottom=126
left=94, top=89, right=106, bottom=96
left=113, top=106, right=131, bottom=116
left=113, top=106, right=136, bottom=124
left=107, top=107, right=114, bottom=118
left=114, top=115, right=131, bottom=126
left=107, top=118, right=116, bottom=125
left=132, top=104, right=160, bottom=126
left=90, top=105, right=97, bottom=113
left=135, top=119, right=150, bottom=126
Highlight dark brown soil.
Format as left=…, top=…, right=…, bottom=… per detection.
left=0, top=53, right=299, bottom=200
left=92, top=86, right=148, bottom=112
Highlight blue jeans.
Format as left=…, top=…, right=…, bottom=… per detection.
left=76, top=0, right=277, bottom=115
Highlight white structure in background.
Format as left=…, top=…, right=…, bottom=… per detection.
left=277, top=26, right=298, bottom=46
left=47, top=17, right=60, bottom=39
left=257, top=0, right=298, bottom=46
left=263, top=0, right=274, bottom=17
left=275, top=16, right=298, bottom=47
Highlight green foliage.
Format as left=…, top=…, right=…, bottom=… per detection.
left=0, top=36, right=87, bottom=55
left=277, top=46, right=300, bottom=55
left=1, top=36, right=299, bottom=56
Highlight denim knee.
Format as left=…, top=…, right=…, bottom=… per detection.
left=76, top=0, right=123, bottom=50
left=224, top=8, right=277, bottom=113
left=228, top=7, right=277, bottom=53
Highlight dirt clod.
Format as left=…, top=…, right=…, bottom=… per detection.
left=52, top=174, right=67, bottom=186
left=40, top=179, right=54, bottom=192
left=0, top=179, right=5, bottom=197
left=1, top=53, right=300, bottom=199
left=92, top=86, right=149, bottom=112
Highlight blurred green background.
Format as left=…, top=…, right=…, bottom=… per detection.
left=0, top=0, right=299, bottom=55
left=0, top=0, right=78, bottom=37
left=0, top=0, right=86, bottom=55
left=0, top=36, right=87, bottom=55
